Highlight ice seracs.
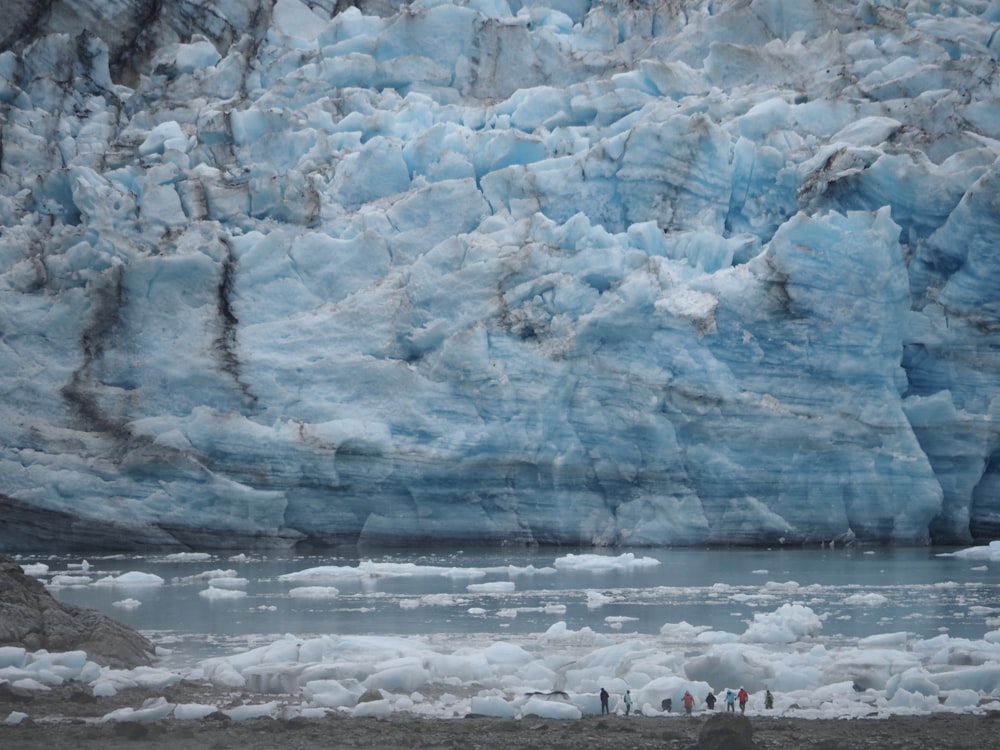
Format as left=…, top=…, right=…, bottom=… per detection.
left=1, top=0, right=999, bottom=551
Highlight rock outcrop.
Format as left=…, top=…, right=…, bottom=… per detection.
left=0, top=556, right=154, bottom=668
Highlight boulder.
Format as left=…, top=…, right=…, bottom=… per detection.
left=690, top=713, right=758, bottom=750
left=0, top=556, right=154, bottom=668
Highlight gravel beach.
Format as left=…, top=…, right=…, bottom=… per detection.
left=3, top=681, right=999, bottom=750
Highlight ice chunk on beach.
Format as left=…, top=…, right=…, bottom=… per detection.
left=521, top=695, right=581, bottom=719
left=352, top=699, right=392, bottom=718
left=174, top=703, right=219, bottom=720
left=0, top=648, right=26, bottom=669
left=223, top=702, right=279, bottom=721
left=470, top=695, right=518, bottom=717
left=101, top=697, right=175, bottom=723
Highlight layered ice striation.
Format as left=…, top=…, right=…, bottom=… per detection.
left=0, top=0, right=999, bottom=551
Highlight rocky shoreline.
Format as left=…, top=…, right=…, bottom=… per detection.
left=0, top=557, right=154, bottom=669
left=2, top=685, right=999, bottom=750
left=1, top=680, right=1000, bottom=750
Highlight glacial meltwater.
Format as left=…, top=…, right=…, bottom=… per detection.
left=11, top=544, right=1000, bottom=720
left=27, top=546, right=1000, bottom=666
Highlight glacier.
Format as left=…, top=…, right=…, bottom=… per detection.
left=0, top=0, right=999, bottom=552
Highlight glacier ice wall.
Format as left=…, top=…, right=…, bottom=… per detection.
left=1, top=0, right=999, bottom=551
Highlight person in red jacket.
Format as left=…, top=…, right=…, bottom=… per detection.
left=737, top=687, right=749, bottom=714
left=682, top=690, right=695, bottom=715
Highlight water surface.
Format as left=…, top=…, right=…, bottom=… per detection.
left=34, top=545, right=999, bottom=665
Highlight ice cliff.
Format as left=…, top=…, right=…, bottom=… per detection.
left=1, top=0, right=999, bottom=551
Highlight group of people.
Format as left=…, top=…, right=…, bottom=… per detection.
left=600, top=687, right=626, bottom=715
left=600, top=685, right=774, bottom=717
left=704, top=686, right=774, bottom=715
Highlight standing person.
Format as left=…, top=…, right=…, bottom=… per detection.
left=765, top=689, right=774, bottom=710
left=600, top=687, right=610, bottom=715
left=705, top=690, right=717, bottom=710
left=725, top=689, right=736, bottom=712
left=682, top=690, right=695, bottom=715
left=737, top=686, right=749, bottom=715
left=623, top=689, right=632, bottom=716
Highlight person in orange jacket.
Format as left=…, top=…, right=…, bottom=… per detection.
left=682, top=690, right=695, bottom=715
left=737, top=687, right=749, bottom=714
